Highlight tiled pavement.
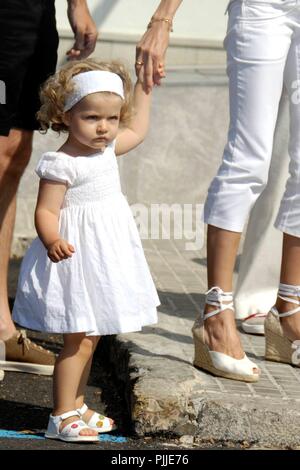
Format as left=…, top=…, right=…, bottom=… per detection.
left=145, top=236, right=300, bottom=402
left=106, top=234, right=300, bottom=447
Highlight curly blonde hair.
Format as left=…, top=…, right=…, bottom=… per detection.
left=37, top=58, right=133, bottom=133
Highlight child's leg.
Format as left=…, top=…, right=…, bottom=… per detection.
left=75, top=336, right=115, bottom=428
left=52, top=333, right=99, bottom=436
left=76, top=356, right=94, bottom=408
left=75, top=336, right=100, bottom=409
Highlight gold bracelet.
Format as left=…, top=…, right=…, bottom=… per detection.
left=147, top=17, right=173, bottom=32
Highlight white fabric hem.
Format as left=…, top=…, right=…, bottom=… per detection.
left=13, top=305, right=159, bottom=336
left=234, top=290, right=277, bottom=319
left=204, top=213, right=244, bottom=233
left=274, top=222, right=300, bottom=238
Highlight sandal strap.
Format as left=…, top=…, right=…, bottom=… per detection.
left=277, top=305, right=300, bottom=318
left=86, top=412, right=109, bottom=428
left=244, top=313, right=268, bottom=321
left=59, top=418, right=91, bottom=437
left=204, top=286, right=234, bottom=320
left=75, top=403, right=114, bottom=431
left=59, top=410, right=81, bottom=421
left=210, top=351, right=259, bottom=376
left=277, top=283, right=300, bottom=318
left=76, top=403, right=106, bottom=421
left=76, top=403, right=88, bottom=416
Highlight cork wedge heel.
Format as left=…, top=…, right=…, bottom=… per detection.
left=265, top=284, right=300, bottom=367
left=192, top=287, right=260, bottom=383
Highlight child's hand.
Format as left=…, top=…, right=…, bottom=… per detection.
left=47, top=239, right=75, bottom=263
left=137, top=63, right=165, bottom=92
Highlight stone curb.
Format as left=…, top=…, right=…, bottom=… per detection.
left=102, top=335, right=300, bottom=448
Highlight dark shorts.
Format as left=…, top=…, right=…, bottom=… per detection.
left=0, top=0, right=59, bottom=136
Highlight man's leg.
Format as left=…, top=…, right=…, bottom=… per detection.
left=0, top=129, right=56, bottom=375
left=0, top=0, right=58, bottom=375
left=0, top=129, right=33, bottom=340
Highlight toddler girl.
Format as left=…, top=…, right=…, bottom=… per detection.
left=12, top=59, right=160, bottom=442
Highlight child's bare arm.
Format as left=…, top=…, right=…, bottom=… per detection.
left=115, top=76, right=152, bottom=156
left=35, top=180, right=75, bottom=263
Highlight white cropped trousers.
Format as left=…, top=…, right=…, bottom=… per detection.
left=204, top=0, right=300, bottom=236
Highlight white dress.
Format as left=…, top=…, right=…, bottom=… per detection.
left=12, top=141, right=160, bottom=336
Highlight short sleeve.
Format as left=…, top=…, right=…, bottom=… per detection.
left=35, top=153, right=76, bottom=186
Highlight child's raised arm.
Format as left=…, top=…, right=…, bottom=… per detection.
left=35, top=180, right=75, bottom=263
left=115, top=75, right=152, bottom=156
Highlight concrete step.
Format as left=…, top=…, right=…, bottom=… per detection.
left=101, top=239, right=300, bottom=448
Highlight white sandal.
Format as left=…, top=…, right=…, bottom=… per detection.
left=265, top=283, right=300, bottom=366
left=45, top=410, right=99, bottom=442
left=77, top=403, right=117, bottom=433
left=192, top=287, right=260, bottom=382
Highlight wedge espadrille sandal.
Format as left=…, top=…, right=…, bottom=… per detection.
left=192, top=287, right=260, bottom=382
left=265, top=283, right=300, bottom=366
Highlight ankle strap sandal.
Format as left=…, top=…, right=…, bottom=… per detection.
left=192, top=286, right=260, bottom=383
left=45, top=410, right=99, bottom=442
left=265, top=283, right=300, bottom=366
left=271, top=283, right=300, bottom=317
left=203, top=286, right=234, bottom=319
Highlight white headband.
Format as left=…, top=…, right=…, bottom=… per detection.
left=64, top=70, right=125, bottom=111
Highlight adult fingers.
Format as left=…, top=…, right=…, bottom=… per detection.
left=66, top=28, right=85, bottom=60
left=143, top=51, right=154, bottom=93
left=73, top=28, right=85, bottom=52
left=135, top=45, right=144, bottom=78
left=77, top=32, right=98, bottom=59
left=66, top=48, right=81, bottom=60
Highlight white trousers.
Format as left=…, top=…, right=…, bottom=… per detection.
left=235, top=93, right=289, bottom=318
left=204, top=0, right=300, bottom=236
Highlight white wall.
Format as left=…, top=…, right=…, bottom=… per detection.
left=55, top=0, right=229, bottom=42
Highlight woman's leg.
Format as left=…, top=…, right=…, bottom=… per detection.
left=234, top=93, right=289, bottom=322
left=202, top=2, right=291, bottom=367
left=273, top=11, right=300, bottom=339
left=275, top=235, right=300, bottom=340
left=205, top=226, right=244, bottom=358
left=52, top=333, right=99, bottom=436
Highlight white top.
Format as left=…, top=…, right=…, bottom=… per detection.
left=12, top=141, right=160, bottom=335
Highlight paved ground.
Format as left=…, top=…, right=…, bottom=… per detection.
left=6, top=69, right=300, bottom=449
left=0, top=340, right=185, bottom=451
left=106, top=236, right=300, bottom=448
left=6, top=239, right=300, bottom=450
left=0, top=326, right=238, bottom=451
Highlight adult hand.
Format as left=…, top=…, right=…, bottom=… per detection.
left=66, top=0, right=98, bottom=60
left=135, top=21, right=170, bottom=93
